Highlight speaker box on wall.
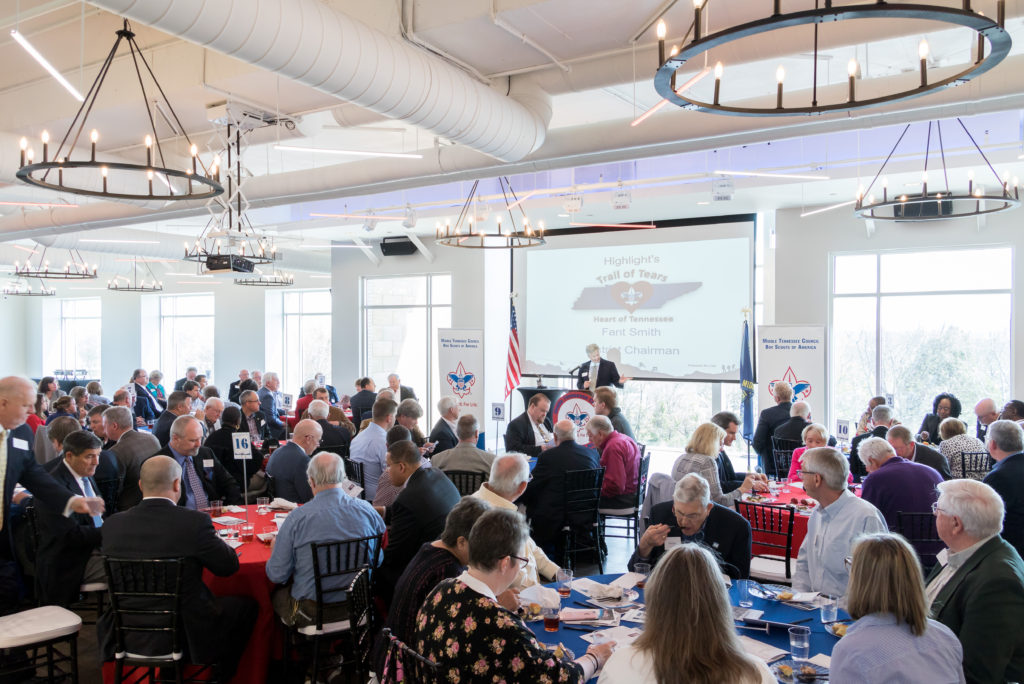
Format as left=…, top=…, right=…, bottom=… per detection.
left=380, top=237, right=418, bottom=256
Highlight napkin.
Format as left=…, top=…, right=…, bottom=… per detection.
left=559, top=608, right=599, bottom=622
left=809, top=653, right=831, bottom=668
left=611, top=573, right=644, bottom=590
left=211, top=516, right=246, bottom=526
left=570, top=578, right=623, bottom=600
left=223, top=539, right=243, bottom=549
left=224, top=505, right=245, bottom=513
left=579, top=625, right=643, bottom=646
left=256, top=531, right=277, bottom=543
left=738, top=635, right=788, bottom=663
left=518, top=584, right=560, bottom=609
left=270, top=498, right=297, bottom=511
left=789, top=591, right=819, bottom=603
left=621, top=608, right=646, bottom=624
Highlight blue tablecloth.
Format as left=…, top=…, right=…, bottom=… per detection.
left=528, top=574, right=844, bottom=681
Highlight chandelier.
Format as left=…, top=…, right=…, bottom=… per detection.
left=855, top=118, right=1020, bottom=222
left=2, top=279, right=55, bottom=297
left=654, top=1, right=1011, bottom=117
left=436, top=177, right=546, bottom=249
left=16, top=20, right=223, bottom=201
left=108, top=257, right=163, bottom=293
left=234, top=270, right=294, bottom=287
left=14, top=246, right=96, bottom=280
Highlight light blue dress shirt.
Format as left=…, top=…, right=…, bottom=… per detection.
left=792, top=489, right=887, bottom=598
left=265, top=486, right=385, bottom=601
left=831, top=613, right=965, bottom=683
left=349, top=422, right=387, bottom=500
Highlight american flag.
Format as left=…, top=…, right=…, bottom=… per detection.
left=504, top=304, right=521, bottom=398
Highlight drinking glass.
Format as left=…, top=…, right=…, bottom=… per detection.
left=736, top=579, right=754, bottom=608
left=542, top=605, right=560, bottom=632
left=556, top=568, right=573, bottom=597
left=819, top=594, right=839, bottom=623
left=239, top=524, right=255, bottom=543
left=634, top=562, right=650, bottom=590
left=789, top=626, right=810, bottom=662
left=256, top=497, right=271, bottom=516
left=224, top=523, right=239, bottom=541
left=209, top=500, right=224, bottom=517
left=259, top=526, right=276, bottom=545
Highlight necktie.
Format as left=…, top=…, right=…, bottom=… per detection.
left=183, top=456, right=209, bottom=510
left=0, top=429, right=7, bottom=531
left=537, top=421, right=551, bottom=443
left=80, top=477, right=104, bottom=528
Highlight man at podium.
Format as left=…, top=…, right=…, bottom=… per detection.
left=576, top=344, right=629, bottom=390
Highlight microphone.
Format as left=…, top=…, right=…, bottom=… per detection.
left=568, top=364, right=582, bottom=375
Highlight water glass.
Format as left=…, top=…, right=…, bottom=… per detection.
left=736, top=579, right=754, bottom=608
left=789, top=626, right=810, bottom=662
left=256, top=497, right=271, bottom=516
left=820, top=594, right=839, bottom=623
left=556, top=568, right=573, bottom=597
left=634, top=562, right=650, bottom=590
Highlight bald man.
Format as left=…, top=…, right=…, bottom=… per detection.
left=975, top=398, right=1001, bottom=441
left=266, top=419, right=323, bottom=504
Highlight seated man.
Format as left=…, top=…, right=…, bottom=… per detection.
left=371, top=426, right=415, bottom=509
left=151, top=415, right=241, bottom=508
left=711, top=411, right=746, bottom=494
left=504, top=393, right=553, bottom=458
left=793, top=447, right=887, bottom=598
left=47, top=415, right=120, bottom=516
left=428, top=396, right=459, bottom=456
left=266, top=419, right=322, bottom=504
left=926, top=479, right=1024, bottom=683
left=307, top=399, right=351, bottom=452
left=376, top=440, right=460, bottom=604
left=203, top=397, right=223, bottom=433
left=628, top=473, right=751, bottom=580
left=266, top=452, right=384, bottom=628
left=586, top=415, right=640, bottom=509
left=203, top=406, right=262, bottom=487
left=35, top=431, right=107, bottom=606
left=773, top=400, right=813, bottom=442
left=99, top=456, right=256, bottom=679
left=349, top=398, right=396, bottom=501
left=349, top=377, right=377, bottom=426
left=431, top=415, right=496, bottom=475
left=301, top=387, right=356, bottom=434
left=239, top=389, right=271, bottom=446
left=887, top=425, right=952, bottom=480
left=88, top=404, right=115, bottom=450
left=258, top=372, right=287, bottom=441
left=473, top=452, right=560, bottom=588
left=983, top=419, right=1024, bottom=558
left=394, top=398, right=428, bottom=448
left=519, top=420, right=600, bottom=553
left=153, top=391, right=193, bottom=447
left=850, top=403, right=897, bottom=482
left=104, top=405, right=160, bottom=511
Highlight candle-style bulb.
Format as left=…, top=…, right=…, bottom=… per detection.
left=776, top=65, right=786, bottom=83
left=968, top=169, right=975, bottom=180
left=656, top=19, right=666, bottom=40
left=147, top=170, right=154, bottom=180
left=715, top=62, right=724, bottom=79
left=919, top=39, right=930, bottom=60
left=26, top=148, right=34, bottom=162
left=40, top=131, right=49, bottom=144
left=90, top=129, right=98, bottom=143
left=190, top=144, right=197, bottom=157
left=101, top=166, right=107, bottom=177
left=670, top=44, right=679, bottom=57
left=145, top=135, right=153, bottom=148
left=848, top=58, right=858, bottom=77
left=19, top=137, right=27, bottom=151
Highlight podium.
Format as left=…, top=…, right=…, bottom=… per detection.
left=515, top=386, right=566, bottom=423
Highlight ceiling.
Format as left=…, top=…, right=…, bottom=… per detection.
left=2, top=0, right=1024, bottom=279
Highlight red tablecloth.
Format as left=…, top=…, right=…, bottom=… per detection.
left=747, top=483, right=862, bottom=556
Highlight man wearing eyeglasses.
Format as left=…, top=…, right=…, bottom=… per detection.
left=793, top=447, right=887, bottom=599
left=627, top=472, right=751, bottom=580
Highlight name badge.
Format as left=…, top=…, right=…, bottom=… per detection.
left=12, top=438, right=28, bottom=450
left=203, top=459, right=214, bottom=469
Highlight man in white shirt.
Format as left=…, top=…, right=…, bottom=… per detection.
left=349, top=398, right=397, bottom=500
left=792, top=446, right=887, bottom=599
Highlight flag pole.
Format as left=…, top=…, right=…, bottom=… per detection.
left=740, top=309, right=754, bottom=473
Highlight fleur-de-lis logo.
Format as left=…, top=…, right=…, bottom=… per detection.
left=446, top=361, right=476, bottom=398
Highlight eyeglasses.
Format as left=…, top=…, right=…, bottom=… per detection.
left=931, top=501, right=947, bottom=516
left=796, top=469, right=819, bottom=478
left=510, top=554, right=530, bottom=569
left=674, top=511, right=705, bottom=521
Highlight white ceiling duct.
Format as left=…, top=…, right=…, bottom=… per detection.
left=85, top=0, right=550, bottom=162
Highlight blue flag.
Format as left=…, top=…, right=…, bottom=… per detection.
left=740, top=319, right=755, bottom=443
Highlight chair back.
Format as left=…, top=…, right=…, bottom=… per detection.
left=102, top=557, right=185, bottom=661
left=563, top=467, right=605, bottom=529
left=770, top=437, right=803, bottom=477
left=633, top=452, right=651, bottom=511
left=443, top=470, right=486, bottom=496
left=309, top=534, right=384, bottom=630
left=895, top=511, right=943, bottom=572
left=346, top=568, right=375, bottom=673
left=734, top=501, right=796, bottom=578
left=316, top=443, right=350, bottom=459
left=380, top=627, right=439, bottom=684
left=341, top=457, right=366, bottom=498
left=960, top=451, right=994, bottom=480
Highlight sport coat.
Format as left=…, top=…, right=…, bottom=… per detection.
left=398, top=385, right=417, bottom=402
left=431, top=442, right=496, bottom=475
left=99, top=498, right=241, bottom=664
left=257, top=387, right=286, bottom=440
left=349, top=390, right=377, bottom=426
left=227, top=380, right=243, bottom=405
left=316, top=419, right=352, bottom=453
left=110, top=429, right=161, bottom=511
left=148, top=445, right=242, bottom=506
left=203, top=424, right=263, bottom=487
left=926, top=535, right=1024, bottom=683
left=504, top=411, right=553, bottom=458
left=984, top=452, right=1024, bottom=558
left=577, top=358, right=622, bottom=390
left=752, top=402, right=793, bottom=470
left=909, top=442, right=952, bottom=480
left=152, top=410, right=178, bottom=447
left=773, top=416, right=811, bottom=443
left=427, top=418, right=458, bottom=456
left=132, top=382, right=161, bottom=423
left=35, top=459, right=103, bottom=605
left=520, top=440, right=600, bottom=546
left=849, top=425, right=888, bottom=481
left=265, top=441, right=313, bottom=504
left=2, top=425, right=74, bottom=537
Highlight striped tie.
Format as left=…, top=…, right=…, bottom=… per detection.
left=183, top=456, right=209, bottom=510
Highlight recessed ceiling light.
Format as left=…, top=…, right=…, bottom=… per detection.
left=697, top=201, right=710, bottom=205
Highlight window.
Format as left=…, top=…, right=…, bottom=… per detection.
left=831, top=248, right=1012, bottom=433
left=43, top=298, right=101, bottom=377
left=267, top=290, right=332, bottom=394
left=362, top=274, right=452, bottom=424
left=153, top=294, right=215, bottom=381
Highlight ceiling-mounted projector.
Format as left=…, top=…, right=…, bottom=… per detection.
left=203, top=254, right=255, bottom=274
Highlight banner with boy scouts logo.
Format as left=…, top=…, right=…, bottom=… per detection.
left=756, top=325, right=826, bottom=417
left=437, top=329, right=485, bottom=431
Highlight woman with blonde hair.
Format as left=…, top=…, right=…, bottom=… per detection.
left=831, top=533, right=964, bottom=683
left=599, top=544, right=773, bottom=683
left=672, top=422, right=764, bottom=506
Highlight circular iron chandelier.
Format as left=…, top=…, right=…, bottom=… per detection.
left=108, top=258, right=163, bottom=292
left=3, top=279, right=55, bottom=297
left=436, top=178, right=546, bottom=249
left=14, top=247, right=96, bottom=280
left=654, top=1, right=1012, bottom=117
left=234, top=271, right=294, bottom=287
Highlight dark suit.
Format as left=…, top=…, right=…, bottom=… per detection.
left=99, top=498, right=257, bottom=677
left=504, top=411, right=553, bottom=458
left=350, top=390, right=377, bottom=426
left=377, top=467, right=460, bottom=603
left=752, top=401, right=792, bottom=474
left=577, top=358, right=622, bottom=390
left=716, top=450, right=745, bottom=494
left=265, top=442, right=313, bottom=504
left=316, top=419, right=351, bottom=452
left=204, top=424, right=263, bottom=488
left=35, top=459, right=103, bottom=606
left=909, top=442, right=952, bottom=480
left=427, top=418, right=458, bottom=456
left=152, top=410, right=178, bottom=447
left=258, top=387, right=287, bottom=440
left=132, top=382, right=160, bottom=423
left=773, top=416, right=811, bottom=443
left=227, top=380, right=243, bottom=405
left=148, top=446, right=242, bottom=506
left=984, top=452, right=1024, bottom=558
left=93, top=448, right=122, bottom=515
left=398, top=385, right=416, bottom=402
left=627, top=501, right=751, bottom=579
left=240, top=409, right=271, bottom=444
left=849, top=425, right=888, bottom=481
left=520, top=440, right=600, bottom=548
left=173, top=376, right=189, bottom=391
left=110, top=429, right=161, bottom=511
left=926, top=536, right=1024, bottom=684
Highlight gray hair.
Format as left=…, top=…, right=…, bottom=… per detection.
left=437, top=396, right=457, bottom=415
left=302, top=379, right=318, bottom=395
left=397, top=398, right=423, bottom=420
left=673, top=472, right=711, bottom=508
left=387, top=373, right=400, bottom=382
left=456, top=414, right=478, bottom=441
left=585, top=414, right=614, bottom=436
left=857, top=436, right=896, bottom=466
left=801, top=423, right=828, bottom=443
left=487, top=452, right=530, bottom=497
left=308, top=399, right=330, bottom=421
left=585, top=343, right=599, bottom=355
left=800, top=447, right=849, bottom=490
left=986, top=419, right=1024, bottom=454
left=377, top=388, right=395, bottom=401
left=553, top=420, right=575, bottom=442
left=871, top=404, right=894, bottom=424
left=103, top=405, right=134, bottom=430
left=186, top=366, right=198, bottom=374
left=790, top=401, right=811, bottom=419
left=149, top=370, right=163, bottom=383
left=439, top=497, right=491, bottom=547
left=204, top=397, right=223, bottom=412
left=937, top=479, right=1004, bottom=539
left=307, top=451, right=348, bottom=487
left=262, top=371, right=279, bottom=386
left=170, top=414, right=199, bottom=439
left=240, top=390, right=258, bottom=404
left=773, top=381, right=794, bottom=402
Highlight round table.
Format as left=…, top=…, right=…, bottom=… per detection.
left=747, top=483, right=863, bottom=556
left=528, top=573, right=843, bottom=682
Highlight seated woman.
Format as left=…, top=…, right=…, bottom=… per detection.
left=600, top=544, right=774, bottom=683
left=918, top=392, right=963, bottom=445
left=787, top=423, right=853, bottom=484
left=26, top=393, right=47, bottom=434
left=672, top=423, right=763, bottom=506
left=830, top=533, right=964, bottom=683
left=146, top=370, right=168, bottom=409
left=85, top=381, right=109, bottom=407
left=45, top=395, right=77, bottom=425
left=937, top=417, right=987, bottom=480
left=414, top=508, right=614, bottom=682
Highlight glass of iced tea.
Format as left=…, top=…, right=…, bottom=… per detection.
left=635, top=562, right=651, bottom=589
left=542, top=605, right=560, bottom=632
left=556, top=568, right=573, bottom=598
left=209, top=500, right=224, bottom=517
left=259, top=526, right=276, bottom=545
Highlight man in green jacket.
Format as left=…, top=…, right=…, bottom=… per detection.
left=926, top=479, right=1024, bottom=684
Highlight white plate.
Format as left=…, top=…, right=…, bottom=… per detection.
left=584, top=589, right=639, bottom=608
